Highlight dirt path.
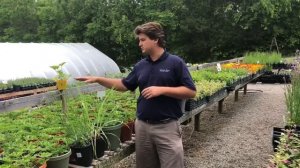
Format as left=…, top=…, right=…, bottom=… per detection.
left=184, top=83, right=286, bottom=168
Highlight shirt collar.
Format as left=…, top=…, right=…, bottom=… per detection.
left=146, top=50, right=168, bottom=63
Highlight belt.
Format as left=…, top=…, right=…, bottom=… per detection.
left=140, top=118, right=174, bottom=124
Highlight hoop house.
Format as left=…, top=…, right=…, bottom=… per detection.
left=0, top=43, right=120, bottom=83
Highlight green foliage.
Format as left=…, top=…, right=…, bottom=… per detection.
left=285, top=74, right=300, bottom=125
left=0, top=0, right=300, bottom=65
left=243, top=52, right=282, bottom=64
left=191, top=68, right=240, bottom=86
left=0, top=0, right=39, bottom=42
left=0, top=86, right=137, bottom=166
left=269, top=130, right=300, bottom=168
left=50, top=62, right=70, bottom=80
left=0, top=82, right=12, bottom=90
left=0, top=107, right=70, bottom=167
left=194, top=80, right=226, bottom=99
left=7, top=77, right=55, bottom=88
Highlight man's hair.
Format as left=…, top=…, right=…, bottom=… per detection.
left=134, top=22, right=166, bottom=48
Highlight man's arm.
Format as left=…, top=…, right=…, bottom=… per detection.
left=141, top=86, right=196, bottom=99
left=75, top=76, right=128, bottom=91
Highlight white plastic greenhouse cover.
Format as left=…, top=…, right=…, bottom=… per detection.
left=0, top=43, right=120, bottom=83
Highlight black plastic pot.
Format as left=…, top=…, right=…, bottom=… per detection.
left=13, top=85, right=20, bottom=92
left=185, top=97, right=208, bottom=111
left=272, top=127, right=284, bottom=152
left=227, top=80, right=240, bottom=91
left=185, top=99, right=197, bottom=111
left=95, top=135, right=108, bottom=158
left=272, top=126, right=300, bottom=152
left=272, top=63, right=286, bottom=69
left=254, top=74, right=291, bottom=84
left=69, top=142, right=93, bottom=167
left=284, top=125, right=300, bottom=134
left=207, top=88, right=227, bottom=103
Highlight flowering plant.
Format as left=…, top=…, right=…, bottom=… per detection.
left=269, top=129, right=300, bottom=168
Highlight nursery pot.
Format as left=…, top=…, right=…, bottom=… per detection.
left=272, top=127, right=284, bottom=152
left=284, top=125, right=300, bottom=131
left=13, top=85, right=20, bottom=92
left=69, top=142, right=93, bottom=167
left=0, top=148, right=3, bottom=165
left=46, top=149, right=71, bottom=168
left=39, top=162, right=47, bottom=168
left=103, top=122, right=122, bottom=151
left=56, top=80, right=67, bottom=91
left=120, top=121, right=134, bottom=142
left=95, top=135, right=108, bottom=159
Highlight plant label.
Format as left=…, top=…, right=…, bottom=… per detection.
left=216, top=63, right=221, bottom=72
left=76, top=153, right=82, bottom=158
left=97, top=91, right=106, bottom=98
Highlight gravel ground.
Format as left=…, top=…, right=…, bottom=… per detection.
left=111, top=83, right=287, bottom=168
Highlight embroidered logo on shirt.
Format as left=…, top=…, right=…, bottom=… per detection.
left=159, top=68, right=170, bottom=72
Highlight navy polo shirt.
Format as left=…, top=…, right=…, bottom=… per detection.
left=122, top=51, right=196, bottom=121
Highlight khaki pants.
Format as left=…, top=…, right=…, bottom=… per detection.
left=135, top=119, right=184, bottom=168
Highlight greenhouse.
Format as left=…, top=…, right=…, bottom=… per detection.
left=0, top=43, right=120, bottom=83
left=1, top=0, right=300, bottom=167
left=1, top=50, right=299, bottom=167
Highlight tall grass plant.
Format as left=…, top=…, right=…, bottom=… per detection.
left=285, top=74, right=300, bottom=125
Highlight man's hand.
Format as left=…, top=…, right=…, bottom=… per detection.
left=74, top=76, right=128, bottom=91
left=74, top=76, right=98, bottom=83
left=141, top=86, right=163, bottom=99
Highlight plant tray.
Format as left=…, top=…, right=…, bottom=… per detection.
left=0, top=86, right=57, bottom=101
left=185, top=97, right=208, bottom=111
left=226, top=80, right=240, bottom=91
left=207, top=88, right=227, bottom=103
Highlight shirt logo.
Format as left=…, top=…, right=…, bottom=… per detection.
left=159, top=68, right=170, bottom=72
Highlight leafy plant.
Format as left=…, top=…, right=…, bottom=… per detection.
left=0, top=83, right=12, bottom=91
left=269, top=130, right=300, bottom=168
left=50, top=62, right=70, bottom=80
left=0, top=106, right=70, bottom=167
left=7, top=77, right=55, bottom=89
left=194, top=80, right=226, bottom=99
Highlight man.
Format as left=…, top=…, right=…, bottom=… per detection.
left=75, top=22, right=196, bottom=168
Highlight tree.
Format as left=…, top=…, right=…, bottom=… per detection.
left=0, top=0, right=38, bottom=42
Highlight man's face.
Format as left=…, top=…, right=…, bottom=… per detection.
left=137, top=33, right=158, bottom=55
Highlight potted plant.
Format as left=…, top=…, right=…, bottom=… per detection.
left=94, top=89, right=123, bottom=151
left=50, top=62, right=69, bottom=91
left=285, top=74, right=300, bottom=126
left=104, top=90, right=136, bottom=142
left=271, top=73, right=300, bottom=152
left=269, top=130, right=300, bottom=167
left=45, top=144, right=71, bottom=168
left=62, top=94, right=95, bottom=167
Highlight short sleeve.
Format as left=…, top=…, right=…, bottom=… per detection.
left=122, top=67, right=138, bottom=91
left=178, top=60, right=196, bottom=91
